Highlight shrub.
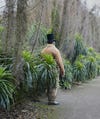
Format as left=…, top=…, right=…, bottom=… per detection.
left=22, top=50, right=33, bottom=63
left=22, top=51, right=58, bottom=97
left=87, top=47, right=96, bottom=57
left=72, top=34, right=87, bottom=63
left=0, top=66, right=15, bottom=110
left=73, top=61, right=86, bottom=82
left=97, top=65, right=100, bottom=76
left=59, top=59, right=73, bottom=89
left=22, top=50, right=38, bottom=95
left=85, top=56, right=97, bottom=80
left=95, top=53, right=100, bottom=76
left=37, top=54, right=58, bottom=93
left=0, top=53, right=13, bottom=70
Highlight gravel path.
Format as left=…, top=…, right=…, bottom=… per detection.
left=52, top=76, right=100, bottom=119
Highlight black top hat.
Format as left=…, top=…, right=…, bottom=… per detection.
left=47, top=34, right=55, bottom=44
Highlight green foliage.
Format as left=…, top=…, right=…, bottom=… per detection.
left=85, top=56, right=97, bottom=80
left=23, top=62, right=37, bottom=90
left=97, top=65, right=100, bottom=76
left=0, top=66, right=15, bottom=110
left=0, top=66, right=13, bottom=80
left=37, top=54, right=58, bottom=93
left=70, top=34, right=99, bottom=82
left=88, top=47, right=95, bottom=53
left=95, top=53, right=100, bottom=76
left=22, top=51, right=58, bottom=97
left=74, top=54, right=97, bottom=81
left=27, top=23, right=48, bottom=46
left=0, top=53, right=13, bottom=70
left=60, top=59, right=73, bottom=89
left=87, top=47, right=97, bottom=57
left=41, top=53, right=56, bottom=65
left=0, top=25, right=4, bottom=33
left=22, top=50, right=33, bottom=63
left=73, top=61, right=86, bottom=82
left=47, top=28, right=53, bottom=34
left=76, top=55, right=86, bottom=63
left=72, top=34, right=87, bottom=63
left=22, top=51, right=38, bottom=95
left=86, top=47, right=100, bottom=77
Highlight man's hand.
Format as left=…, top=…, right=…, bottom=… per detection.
left=60, top=70, right=65, bottom=77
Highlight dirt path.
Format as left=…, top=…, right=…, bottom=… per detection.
left=52, top=76, right=100, bottom=119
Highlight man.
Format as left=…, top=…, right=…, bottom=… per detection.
left=41, top=33, right=65, bottom=105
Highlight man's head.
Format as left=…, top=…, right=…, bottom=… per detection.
left=47, top=33, right=55, bottom=44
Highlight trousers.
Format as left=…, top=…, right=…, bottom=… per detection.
left=47, top=74, right=59, bottom=102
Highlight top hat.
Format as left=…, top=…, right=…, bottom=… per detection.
left=47, top=34, right=55, bottom=43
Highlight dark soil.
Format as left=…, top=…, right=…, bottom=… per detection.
left=0, top=100, right=55, bottom=119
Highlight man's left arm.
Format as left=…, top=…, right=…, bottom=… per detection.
left=54, top=50, right=65, bottom=77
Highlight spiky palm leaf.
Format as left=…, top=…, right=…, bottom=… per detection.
left=73, top=61, right=86, bottom=82
left=60, top=59, right=73, bottom=89
left=85, top=56, right=97, bottom=80
left=0, top=66, right=14, bottom=110
left=36, top=54, right=58, bottom=93
left=72, top=34, right=87, bottom=63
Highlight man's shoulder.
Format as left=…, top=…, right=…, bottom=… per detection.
left=54, top=47, right=60, bottom=52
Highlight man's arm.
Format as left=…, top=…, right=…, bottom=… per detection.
left=54, top=50, right=65, bottom=76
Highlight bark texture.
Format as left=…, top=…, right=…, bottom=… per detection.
left=28, top=0, right=100, bottom=53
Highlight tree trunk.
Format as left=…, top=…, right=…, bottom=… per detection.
left=59, top=0, right=68, bottom=47
left=2, top=0, right=15, bottom=54
left=13, top=0, right=27, bottom=84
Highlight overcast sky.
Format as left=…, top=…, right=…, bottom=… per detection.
left=81, top=0, right=100, bottom=9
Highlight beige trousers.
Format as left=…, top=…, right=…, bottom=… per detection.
left=47, top=74, right=59, bottom=102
